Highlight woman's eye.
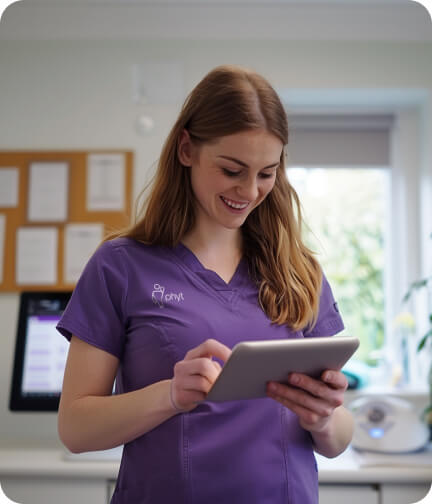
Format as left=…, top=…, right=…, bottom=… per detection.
left=222, top=168, right=241, bottom=177
left=221, top=168, right=275, bottom=179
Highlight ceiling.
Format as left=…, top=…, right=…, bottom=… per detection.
left=5, top=0, right=415, bottom=3
left=1, top=0, right=430, bottom=41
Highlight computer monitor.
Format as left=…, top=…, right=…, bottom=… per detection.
left=9, top=291, right=72, bottom=412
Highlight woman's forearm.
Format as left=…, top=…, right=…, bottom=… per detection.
left=310, top=405, right=354, bottom=458
left=58, top=379, right=176, bottom=453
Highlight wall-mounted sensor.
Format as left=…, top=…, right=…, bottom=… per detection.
left=135, top=114, right=155, bottom=135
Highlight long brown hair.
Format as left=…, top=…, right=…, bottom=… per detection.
left=106, top=64, right=322, bottom=331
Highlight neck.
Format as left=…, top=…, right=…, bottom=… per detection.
left=181, top=226, right=243, bottom=259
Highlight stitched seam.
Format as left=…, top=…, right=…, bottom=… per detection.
left=280, top=405, right=291, bottom=503
left=182, top=413, right=191, bottom=504
left=57, top=316, right=121, bottom=359
left=307, top=317, right=344, bottom=337
left=111, top=242, right=130, bottom=325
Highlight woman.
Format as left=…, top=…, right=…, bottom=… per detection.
left=57, top=64, right=353, bottom=504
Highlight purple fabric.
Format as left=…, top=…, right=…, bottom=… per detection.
left=57, top=237, right=344, bottom=504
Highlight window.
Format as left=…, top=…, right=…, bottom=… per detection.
left=288, top=167, right=389, bottom=364
left=286, top=114, right=394, bottom=368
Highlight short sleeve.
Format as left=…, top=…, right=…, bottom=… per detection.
left=303, top=272, right=344, bottom=338
left=56, top=240, right=127, bottom=359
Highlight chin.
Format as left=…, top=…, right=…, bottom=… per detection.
left=222, top=217, right=248, bottom=229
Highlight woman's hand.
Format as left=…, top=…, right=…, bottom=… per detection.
left=266, top=370, right=348, bottom=433
left=170, top=339, right=232, bottom=412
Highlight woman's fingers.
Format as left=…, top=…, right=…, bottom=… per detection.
left=287, top=372, right=347, bottom=402
left=268, top=381, right=337, bottom=417
left=171, top=367, right=219, bottom=412
left=174, top=359, right=220, bottom=387
left=321, top=370, right=348, bottom=390
left=211, top=360, right=222, bottom=372
left=171, top=339, right=231, bottom=412
left=184, top=338, right=232, bottom=363
left=174, top=356, right=223, bottom=384
left=266, top=371, right=348, bottom=431
left=267, top=383, right=337, bottom=431
left=170, top=383, right=207, bottom=412
left=178, top=374, right=216, bottom=394
left=273, top=395, right=329, bottom=427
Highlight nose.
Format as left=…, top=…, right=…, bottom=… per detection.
left=237, top=175, right=259, bottom=201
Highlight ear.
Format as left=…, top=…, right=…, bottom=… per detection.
left=177, top=129, right=194, bottom=167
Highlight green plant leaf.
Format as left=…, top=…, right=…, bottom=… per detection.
left=418, top=329, right=432, bottom=352
left=422, top=405, right=432, bottom=424
left=402, top=279, right=428, bottom=303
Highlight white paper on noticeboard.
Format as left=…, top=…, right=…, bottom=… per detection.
left=87, top=153, right=125, bottom=211
left=28, top=162, right=69, bottom=222
left=0, top=214, right=5, bottom=284
left=64, top=223, right=104, bottom=284
left=0, top=168, right=19, bottom=207
left=16, top=227, right=58, bottom=285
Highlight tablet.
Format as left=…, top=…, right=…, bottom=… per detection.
left=205, top=336, right=359, bottom=402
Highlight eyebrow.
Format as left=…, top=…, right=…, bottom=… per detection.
left=217, top=155, right=280, bottom=170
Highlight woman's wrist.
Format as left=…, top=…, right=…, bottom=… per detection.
left=169, top=379, right=185, bottom=413
left=310, top=406, right=354, bottom=458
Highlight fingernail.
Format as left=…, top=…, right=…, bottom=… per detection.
left=290, top=374, right=299, bottom=385
left=324, top=372, right=332, bottom=382
left=268, top=382, right=277, bottom=392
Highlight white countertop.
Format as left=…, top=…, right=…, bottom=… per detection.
left=316, top=445, right=432, bottom=484
left=0, top=448, right=120, bottom=480
left=0, top=445, right=431, bottom=484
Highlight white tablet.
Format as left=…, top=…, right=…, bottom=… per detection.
left=205, top=336, right=359, bottom=402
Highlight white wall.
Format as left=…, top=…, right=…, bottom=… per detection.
left=0, top=1, right=431, bottom=448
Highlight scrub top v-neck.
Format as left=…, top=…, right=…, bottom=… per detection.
left=169, top=242, right=250, bottom=305
left=56, top=237, right=345, bottom=504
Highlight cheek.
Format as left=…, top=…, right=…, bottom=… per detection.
left=260, top=178, right=276, bottom=199
left=189, top=169, right=223, bottom=205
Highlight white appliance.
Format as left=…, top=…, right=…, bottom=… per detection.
left=349, top=396, right=429, bottom=453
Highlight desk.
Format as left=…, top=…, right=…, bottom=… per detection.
left=0, top=447, right=431, bottom=504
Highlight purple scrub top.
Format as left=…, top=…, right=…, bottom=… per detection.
left=57, top=237, right=344, bottom=504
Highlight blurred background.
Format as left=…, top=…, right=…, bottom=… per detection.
left=0, top=1, right=431, bottom=503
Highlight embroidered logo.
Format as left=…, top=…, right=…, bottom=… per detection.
left=152, top=283, right=185, bottom=308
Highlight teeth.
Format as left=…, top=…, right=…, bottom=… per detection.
left=221, top=196, right=248, bottom=209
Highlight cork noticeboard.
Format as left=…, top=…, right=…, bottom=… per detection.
left=0, top=150, right=133, bottom=292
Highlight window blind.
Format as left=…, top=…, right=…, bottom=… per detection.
left=287, top=114, right=394, bottom=167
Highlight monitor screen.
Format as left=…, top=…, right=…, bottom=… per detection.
left=9, top=291, right=72, bottom=411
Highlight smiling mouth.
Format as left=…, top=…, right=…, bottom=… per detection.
left=220, top=195, right=249, bottom=210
